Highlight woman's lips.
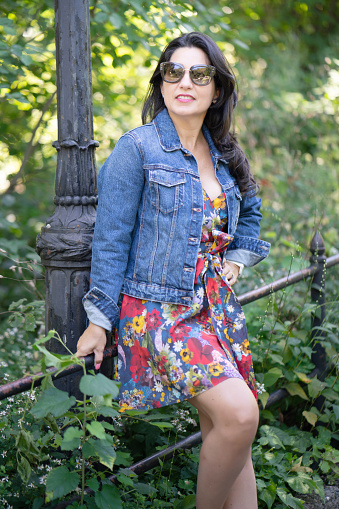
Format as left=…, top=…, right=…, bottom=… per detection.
left=176, top=94, right=195, bottom=102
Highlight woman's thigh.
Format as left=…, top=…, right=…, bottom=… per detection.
left=189, top=377, right=259, bottom=433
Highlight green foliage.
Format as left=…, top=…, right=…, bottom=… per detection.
left=0, top=1, right=338, bottom=508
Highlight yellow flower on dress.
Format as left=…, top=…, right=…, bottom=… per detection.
left=208, top=363, right=224, bottom=376
left=132, top=315, right=145, bottom=333
left=180, top=348, right=194, bottom=363
left=213, top=195, right=226, bottom=210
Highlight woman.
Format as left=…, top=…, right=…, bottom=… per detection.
left=77, top=32, right=270, bottom=509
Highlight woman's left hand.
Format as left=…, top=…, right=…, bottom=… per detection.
left=222, top=261, right=240, bottom=286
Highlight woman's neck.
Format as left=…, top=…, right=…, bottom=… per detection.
left=169, top=113, right=205, bottom=153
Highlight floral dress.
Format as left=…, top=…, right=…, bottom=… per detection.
left=116, top=190, right=257, bottom=411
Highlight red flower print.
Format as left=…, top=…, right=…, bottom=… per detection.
left=120, top=295, right=145, bottom=319
left=206, top=277, right=221, bottom=305
left=130, top=339, right=151, bottom=382
left=169, top=323, right=192, bottom=343
left=155, top=355, right=168, bottom=376
left=152, top=400, right=161, bottom=408
left=194, top=258, right=205, bottom=283
left=187, top=337, right=214, bottom=365
left=146, top=309, right=162, bottom=330
left=170, top=305, right=188, bottom=319
left=211, top=375, right=227, bottom=386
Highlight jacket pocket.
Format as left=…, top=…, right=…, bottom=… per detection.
left=149, top=168, right=186, bottom=213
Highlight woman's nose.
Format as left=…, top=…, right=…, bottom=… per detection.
left=179, top=70, right=193, bottom=88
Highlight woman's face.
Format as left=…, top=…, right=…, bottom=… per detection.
left=160, top=46, right=218, bottom=125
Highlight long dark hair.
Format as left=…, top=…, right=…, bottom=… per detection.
left=142, top=32, right=258, bottom=195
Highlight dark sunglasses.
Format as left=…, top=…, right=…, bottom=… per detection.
left=160, top=62, right=216, bottom=86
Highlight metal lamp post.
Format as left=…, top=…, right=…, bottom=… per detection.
left=36, top=0, right=103, bottom=394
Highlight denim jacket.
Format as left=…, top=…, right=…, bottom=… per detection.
left=83, top=108, right=270, bottom=330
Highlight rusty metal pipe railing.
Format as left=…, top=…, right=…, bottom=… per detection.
left=238, top=252, right=339, bottom=306
left=0, top=345, right=117, bottom=400
left=1, top=252, right=338, bottom=402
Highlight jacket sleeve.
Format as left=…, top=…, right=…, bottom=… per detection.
left=225, top=192, right=270, bottom=267
left=82, top=133, right=145, bottom=330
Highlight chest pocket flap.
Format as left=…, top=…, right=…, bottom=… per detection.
left=149, top=169, right=186, bottom=213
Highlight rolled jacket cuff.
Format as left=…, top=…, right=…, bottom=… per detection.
left=83, top=300, right=112, bottom=331
left=82, top=287, right=120, bottom=330
left=226, top=237, right=270, bottom=267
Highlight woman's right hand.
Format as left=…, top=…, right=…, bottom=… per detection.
left=76, top=322, right=107, bottom=369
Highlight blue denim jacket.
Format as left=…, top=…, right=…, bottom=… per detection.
left=83, top=108, right=270, bottom=330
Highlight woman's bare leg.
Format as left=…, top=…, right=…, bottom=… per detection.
left=222, top=452, right=257, bottom=509
left=198, top=410, right=258, bottom=509
left=190, top=378, right=259, bottom=509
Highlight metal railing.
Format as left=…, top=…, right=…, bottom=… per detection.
left=1, top=231, right=338, bottom=507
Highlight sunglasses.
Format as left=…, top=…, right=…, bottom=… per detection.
left=160, top=62, right=216, bottom=86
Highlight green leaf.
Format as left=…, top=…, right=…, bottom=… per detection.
left=286, top=473, right=313, bottom=494
left=79, top=373, right=119, bottom=398
left=100, top=406, right=119, bottom=418
left=302, top=410, right=318, bottom=426
left=307, top=377, right=326, bottom=399
left=83, top=438, right=116, bottom=469
left=16, top=429, right=46, bottom=463
left=175, top=494, right=196, bottom=509
left=24, top=312, right=36, bottom=331
left=46, top=466, right=80, bottom=500
left=17, top=454, right=32, bottom=484
left=285, top=382, right=309, bottom=400
left=95, top=484, right=122, bottom=509
left=263, top=367, right=283, bottom=387
left=87, top=477, right=100, bottom=492
left=30, top=387, right=76, bottom=418
left=86, top=421, right=107, bottom=440
left=61, top=426, right=83, bottom=450
left=147, top=421, right=174, bottom=429
left=259, top=485, right=276, bottom=509
left=258, top=391, right=269, bottom=409
left=277, top=487, right=303, bottom=509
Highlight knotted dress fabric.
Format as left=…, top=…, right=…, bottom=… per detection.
left=116, top=190, right=257, bottom=411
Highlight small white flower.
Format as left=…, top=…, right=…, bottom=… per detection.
left=227, top=305, right=235, bottom=313
left=39, top=474, right=47, bottom=485
left=1, top=451, right=7, bottom=458
left=154, top=381, right=163, bottom=393
left=197, top=287, right=204, bottom=298
left=173, top=340, right=183, bottom=352
left=256, top=382, right=266, bottom=395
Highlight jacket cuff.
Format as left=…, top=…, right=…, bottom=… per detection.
left=82, top=287, right=120, bottom=330
left=226, top=237, right=271, bottom=267
left=83, top=300, right=112, bottom=331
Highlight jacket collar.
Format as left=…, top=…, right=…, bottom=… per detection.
left=153, top=107, right=225, bottom=163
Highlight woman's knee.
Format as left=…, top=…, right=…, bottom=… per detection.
left=215, top=381, right=259, bottom=439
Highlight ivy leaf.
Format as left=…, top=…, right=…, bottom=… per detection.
left=307, top=377, right=326, bottom=399
left=79, top=373, right=119, bottom=398
left=263, top=368, right=283, bottom=388
left=46, top=466, right=80, bottom=500
left=95, top=484, right=122, bottom=509
left=286, top=473, right=313, bottom=494
left=302, top=410, right=318, bottom=427
left=285, top=382, right=309, bottom=400
left=30, top=387, right=76, bottom=418
left=259, top=485, right=276, bottom=509
left=61, top=426, right=83, bottom=450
